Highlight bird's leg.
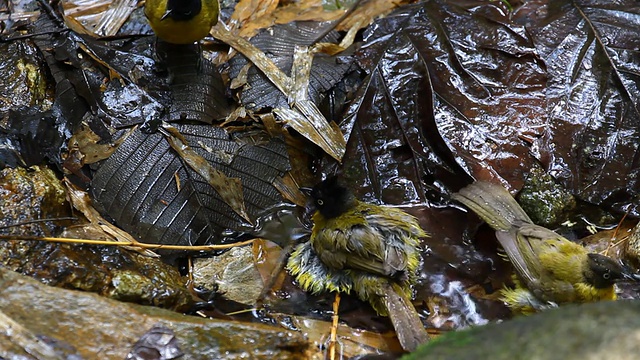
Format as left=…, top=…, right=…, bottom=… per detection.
left=327, top=292, right=342, bottom=360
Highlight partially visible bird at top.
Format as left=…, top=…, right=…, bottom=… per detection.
left=144, top=0, right=219, bottom=44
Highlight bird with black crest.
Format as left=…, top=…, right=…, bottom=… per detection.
left=452, top=180, right=640, bottom=314
left=287, top=176, right=430, bottom=352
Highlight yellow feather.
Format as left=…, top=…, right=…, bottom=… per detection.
left=144, top=0, right=219, bottom=44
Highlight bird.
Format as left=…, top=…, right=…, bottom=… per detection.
left=452, top=180, right=639, bottom=314
left=144, top=0, right=219, bottom=44
left=286, top=176, right=430, bottom=351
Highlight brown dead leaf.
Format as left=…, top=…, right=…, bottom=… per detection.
left=252, top=238, right=287, bottom=290
left=227, top=0, right=411, bottom=39
left=273, top=105, right=346, bottom=161
left=93, top=0, right=138, bottom=37
left=334, top=0, right=410, bottom=31
left=64, top=179, right=159, bottom=257
left=162, top=124, right=252, bottom=223
left=230, top=0, right=280, bottom=35
left=61, top=0, right=137, bottom=37
left=582, top=222, right=637, bottom=260
left=68, top=123, right=133, bottom=165
left=211, top=25, right=346, bottom=161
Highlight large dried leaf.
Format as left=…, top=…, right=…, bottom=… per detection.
left=525, top=0, right=640, bottom=215
left=162, top=124, right=250, bottom=222
left=228, top=21, right=352, bottom=111
left=220, top=22, right=350, bottom=160
left=158, top=42, right=233, bottom=123
left=228, top=0, right=412, bottom=38
left=337, top=0, right=545, bottom=203
left=91, top=123, right=290, bottom=248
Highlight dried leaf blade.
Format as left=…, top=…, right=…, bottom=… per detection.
left=162, top=125, right=251, bottom=223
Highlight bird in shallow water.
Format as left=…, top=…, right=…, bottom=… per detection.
left=452, top=180, right=640, bottom=314
left=144, top=0, right=219, bottom=44
left=286, top=176, right=430, bottom=352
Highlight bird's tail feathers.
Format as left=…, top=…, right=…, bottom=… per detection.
left=382, top=282, right=430, bottom=352
left=452, top=181, right=532, bottom=231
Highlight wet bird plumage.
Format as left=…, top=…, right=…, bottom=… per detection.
left=286, top=176, right=429, bottom=351
left=453, top=181, right=637, bottom=313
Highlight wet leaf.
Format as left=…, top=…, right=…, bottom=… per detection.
left=227, top=21, right=349, bottom=111
left=268, top=312, right=405, bottom=357
left=228, top=0, right=412, bottom=38
left=337, top=0, right=546, bottom=203
left=91, top=123, right=290, bottom=249
left=192, top=247, right=264, bottom=305
left=222, top=22, right=351, bottom=161
left=157, top=42, right=234, bottom=124
left=526, top=0, right=640, bottom=215
left=162, top=124, right=251, bottom=223
left=68, top=123, right=132, bottom=165
left=61, top=0, right=138, bottom=37
left=65, top=179, right=159, bottom=258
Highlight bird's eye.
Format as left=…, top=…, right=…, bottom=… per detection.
left=317, top=199, right=324, bottom=206
left=603, top=272, right=611, bottom=280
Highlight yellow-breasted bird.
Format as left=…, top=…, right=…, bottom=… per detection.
left=144, top=0, right=219, bottom=44
left=452, top=181, right=639, bottom=314
left=286, top=176, right=430, bottom=352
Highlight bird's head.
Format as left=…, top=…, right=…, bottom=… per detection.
left=300, top=176, right=356, bottom=219
left=584, top=253, right=640, bottom=288
left=162, top=0, right=202, bottom=21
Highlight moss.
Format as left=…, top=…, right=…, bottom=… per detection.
left=517, top=166, right=576, bottom=228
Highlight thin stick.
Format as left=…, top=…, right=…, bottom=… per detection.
left=0, top=217, right=77, bottom=229
left=328, top=292, right=341, bottom=360
left=0, top=234, right=254, bottom=251
left=604, top=211, right=630, bottom=256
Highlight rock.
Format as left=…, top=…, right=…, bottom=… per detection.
left=516, top=166, right=576, bottom=228
left=0, top=267, right=310, bottom=359
left=0, top=166, right=192, bottom=311
left=192, top=247, right=263, bottom=305
left=405, top=300, right=640, bottom=360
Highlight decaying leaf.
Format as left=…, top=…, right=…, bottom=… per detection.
left=67, top=123, right=132, bottom=165
left=335, top=0, right=545, bottom=203
left=61, top=0, right=138, bottom=37
left=219, top=22, right=351, bottom=161
left=525, top=0, right=640, bottom=215
left=228, top=0, right=412, bottom=38
left=268, top=313, right=405, bottom=357
left=65, top=179, right=159, bottom=257
left=91, top=123, right=290, bottom=249
left=162, top=124, right=251, bottom=223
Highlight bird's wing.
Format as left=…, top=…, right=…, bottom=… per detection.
left=358, top=208, right=424, bottom=276
left=495, top=228, right=543, bottom=288
left=341, top=224, right=392, bottom=276
left=311, top=212, right=385, bottom=270
left=313, top=205, right=423, bottom=278
left=315, top=217, right=397, bottom=276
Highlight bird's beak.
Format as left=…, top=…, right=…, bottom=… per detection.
left=299, top=187, right=313, bottom=197
left=621, top=264, right=640, bottom=282
left=623, top=271, right=640, bottom=282
left=161, top=10, right=172, bottom=21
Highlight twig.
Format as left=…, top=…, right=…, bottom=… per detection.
left=0, top=234, right=254, bottom=251
left=328, top=292, right=341, bottom=360
left=604, top=211, right=630, bottom=256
